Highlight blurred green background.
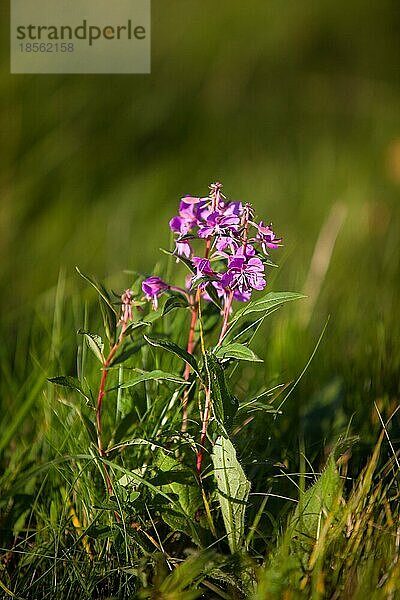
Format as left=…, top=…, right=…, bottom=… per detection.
left=1, top=0, right=399, bottom=458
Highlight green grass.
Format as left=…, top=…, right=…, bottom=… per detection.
left=0, top=268, right=399, bottom=599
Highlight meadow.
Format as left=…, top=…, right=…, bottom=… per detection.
left=1, top=1, right=400, bottom=598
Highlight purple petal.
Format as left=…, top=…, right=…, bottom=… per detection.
left=180, top=195, right=204, bottom=205
left=169, top=216, right=185, bottom=233
left=197, top=226, right=214, bottom=238
left=142, top=276, right=168, bottom=298
left=175, top=240, right=192, bottom=257
left=233, top=289, right=251, bottom=302
left=247, top=257, right=264, bottom=270
left=192, top=256, right=214, bottom=276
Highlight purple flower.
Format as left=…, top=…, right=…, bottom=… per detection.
left=235, top=243, right=256, bottom=257
left=221, top=253, right=266, bottom=295
left=192, top=257, right=214, bottom=276
left=197, top=212, right=240, bottom=239
left=215, top=241, right=255, bottom=259
left=224, top=201, right=244, bottom=217
left=180, top=195, right=206, bottom=205
left=215, top=236, right=238, bottom=253
left=232, top=288, right=252, bottom=302
left=142, top=276, right=169, bottom=309
left=254, top=221, right=282, bottom=255
left=169, top=198, right=208, bottom=236
left=207, top=279, right=251, bottom=304
left=169, top=204, right=196, bottom=235
left=191, top=257, right=216, bottom=287
left=175, top=239, right=192, bottom=258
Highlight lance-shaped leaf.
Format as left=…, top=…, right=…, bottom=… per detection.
left=123, top=320, right=150, bottom=337
left=99, top=295, right=117, bottom=345
left=160, top=248, right=195, bottom=274
left=256, top=456, right=342, bottom=593
left=215, top=343, right=263, bottom=363
left=204, top=282, right=223, bottom=310
left=230, top=291, right=305, bottom=325
left=212, top=436, right=251, bottom=553
left=75, top=267, right=118, bottom=316
left=144, top=335, right=200, bottom=376
left=158, top=550, right=215, bottom=595
left=289, top=456, right=341, bottom=547
left=120, top=370, right=190, bottom=388
left=78, top=329, right=104, bottom=364
left=162, top=295, right=190, bottom=316
left=204, top=352, right=238, bottom=430
left=48, top=376, right=91, bottom=403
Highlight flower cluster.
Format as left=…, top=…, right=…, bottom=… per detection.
left=142, top=182, right=281, bottom=309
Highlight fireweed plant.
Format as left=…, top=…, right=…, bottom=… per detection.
left=50, top=182, right=303, bottom=557
left=144, top=182, right=282, bottom=471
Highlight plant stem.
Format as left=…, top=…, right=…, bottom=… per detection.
left=96, top=323, right=127, bottom=495
left=181, top=298, right=198, bottom=432
left=196, top=385, right=211, bottom=474
left=181, top=238, right=211, bottom=432
left=217, top=289, right=234, bottom=346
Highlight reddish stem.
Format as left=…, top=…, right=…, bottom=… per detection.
left=196, top=288, right=233, bottom=471
left=96, top=324, right=126, bottom=496
left=217, top=289, right=234, bottom=346
left=181, top=238, right=211, bottom=432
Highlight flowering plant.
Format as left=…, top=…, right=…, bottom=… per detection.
left=50, top=182, right=302, bottom=554
left=141, top=182, right=283, bottom=468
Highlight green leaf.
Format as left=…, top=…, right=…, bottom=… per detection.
left=85, top=524, right=116, bottom=540
left=256, top=456, right=342, bottom=595
left=99, top=295, right=117, bottom=345
left=116, top=473, right=141, bottom=503
left=109, top=438, right=172, bottom=453
left=142, top=308, right=164, bottom=324
left=212, top=436, right=251, bottom=553
left=120, top=370, right=189, bottom=388
left=215, top=343, right=263, bottom=363
left=48, top=375, right=90, bottom=403
left=162, top=294, right=190, bottom=316
left=110, top=339, right=145, bottom=366
left=236, top=401, right=281, bottom=416
left=199, top=303, right=221, bottom=334
left=75, top=267, right=118, bottom=315
left=160, top=248, right=195, bottom=273
left=231, top=291, right=305, bottom=324
left=81, top=413, right=97, bottom=445
left=123, top=320, right=150, bottom=336
left=77, top=329, right=104, bottom=363
left=203, top=282, right=223, bottom=310
left=158, top=551, right=215, bottom=596
left=144, top=335, right=200, bottom=376
left=289, top=456, right=340, bottom=544
left=101, top=459, right=177, bottom=504
left=204, top=352, right=238, bottom=430
left=48, top=375, right=82, bottom=391
left=155, top=451, right=207, bottom=545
